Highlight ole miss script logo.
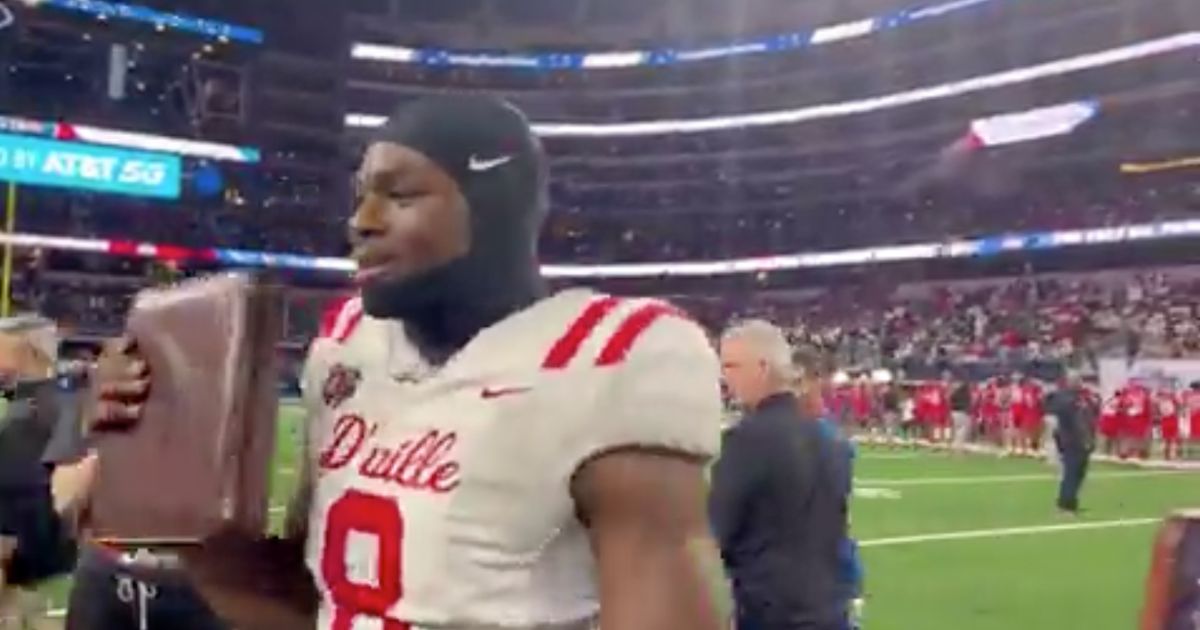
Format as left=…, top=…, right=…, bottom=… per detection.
left=323, top=364, right=362, bottom=409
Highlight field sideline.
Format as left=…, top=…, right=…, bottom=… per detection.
left=32, top=406, right=1200, bottom=628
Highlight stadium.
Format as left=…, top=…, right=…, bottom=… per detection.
left=1, top=0, right=1200, bottom=627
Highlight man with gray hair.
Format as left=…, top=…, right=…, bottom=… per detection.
left=0, top=316, right=230, bottom=629
left=0, top=314, right=87, bottom=608
left=710, top=319, right=851, bottom=630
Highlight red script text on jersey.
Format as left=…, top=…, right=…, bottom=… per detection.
left=318, top=414, right=461, bottom=494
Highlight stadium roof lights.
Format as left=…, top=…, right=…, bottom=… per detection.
left=350, top=0, right=994, bottom=70
left=346, top=32, right=1200, bottom=138
left=6, top=219, right=1200, bottom=278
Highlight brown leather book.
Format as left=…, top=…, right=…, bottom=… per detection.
left=87, top=272, right=282, bottom=546
left=1140, top=510, right=1200, bottom=630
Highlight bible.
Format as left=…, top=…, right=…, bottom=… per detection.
left=87, top=272, right=282, bottom=546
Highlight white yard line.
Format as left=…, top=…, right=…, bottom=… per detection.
left=855, top=436, right=1200, bottom=471
left=858, top=470, right=1187, bottom=486
left=857, top=453, right=924, bottom=460
left=861, top=517, right=1160, bottom=547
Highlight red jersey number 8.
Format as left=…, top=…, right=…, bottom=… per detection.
left=320, top=490, right=410, bottom=630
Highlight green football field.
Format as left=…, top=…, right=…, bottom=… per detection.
left=851, top=447, right=1200, bottom=630
left=35, top=406, right=1200, bottom=629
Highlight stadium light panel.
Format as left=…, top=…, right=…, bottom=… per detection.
left=580, top=51, right=649, bottom=69
left=351, top=43, right=418, bottom=63
left=809, top=18, right=877, bottom=45
left=969, top=100, right=1099, bottom=147
left=907, top=0, right=991, bottom=20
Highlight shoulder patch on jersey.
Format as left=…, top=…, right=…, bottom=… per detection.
left=322, top=296, right=364, bottom=344
left=322, top=363, right=362, bottom=409
left=542, top=295, right=623, bottom=370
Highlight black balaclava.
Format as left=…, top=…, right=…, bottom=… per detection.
left=360, top=94, right=548, bottom=360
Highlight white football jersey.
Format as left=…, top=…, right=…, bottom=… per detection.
left=301, top=289, right=723, bottom=630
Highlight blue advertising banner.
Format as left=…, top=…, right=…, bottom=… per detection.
left=42, top=0, right=264, bottom=44
left=0, top=133, right=182, bottom=199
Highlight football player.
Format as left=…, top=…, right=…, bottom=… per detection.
left=916, top=377, right=950, bottom=445
left=1122, top=380, right=1153, bottom=460
left=90, top=95, right=730, bottom=630
left=1157, top=386, right=1182, bottom=460
left=1097, top=388, right=1122, bottom=456
left=1184, top=382, right=1200, bottom=457
left=1014, top=374, right=1044, bottom=457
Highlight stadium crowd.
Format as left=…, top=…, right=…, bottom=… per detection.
left=680, top=267, right=1200, bottom=371
left=9, top=168, right=1198, bottom=266
left=16, top=250, right=1200, bottom=421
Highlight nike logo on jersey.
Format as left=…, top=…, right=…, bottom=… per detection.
left=480, top=386, right=532, bottom=400
left=468, top=154, right=513, bottom=172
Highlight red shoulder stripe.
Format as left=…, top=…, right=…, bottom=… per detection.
left=318, top=295, right=353, bottom=338
left=324, top=296, right=364, bottom=343
left=595, top=302, right=683, bottom=367
left=543, top=296, right=622, bottom=370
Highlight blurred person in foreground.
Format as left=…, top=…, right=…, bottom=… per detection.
left=85, top=94, right=730, bottom=630
left=0, top=316, right=91, bottom=623
left=712, top=320, right=851, bottom=630
left=1046, top=371, right=1097, bottom=514
left=0, top=319, right=221, bottom=630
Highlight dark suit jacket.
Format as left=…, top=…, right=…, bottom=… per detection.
left=0, top=379, right=85, bottom=584
left=708, top=393, right=849, bottom=629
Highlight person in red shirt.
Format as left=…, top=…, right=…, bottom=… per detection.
left=1027, top=378, right=1047, bottom=454
left=1122, top=381, right=1153, bottom=459
left=1156, top=387, right=1182, bottom=460
left=1011, top=374, right=1044, bottom=456
left=999, top=374, right=1026, bottom=455
left=917, top=379, right=951, bottom=444
left=850, top=376, right=874, bottom=434
left=831, top=378, right=853, bottom=430
left=1097, top=390, right=1123, bottom=456
left=1184, top=382, right=1200, bottom=456
left=977, top=379, right=1003, bottom=448
left=1008, top=374, right=1027, bottom=455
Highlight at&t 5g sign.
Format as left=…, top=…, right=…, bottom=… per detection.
left=0, top=132, right=182, bottom=199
